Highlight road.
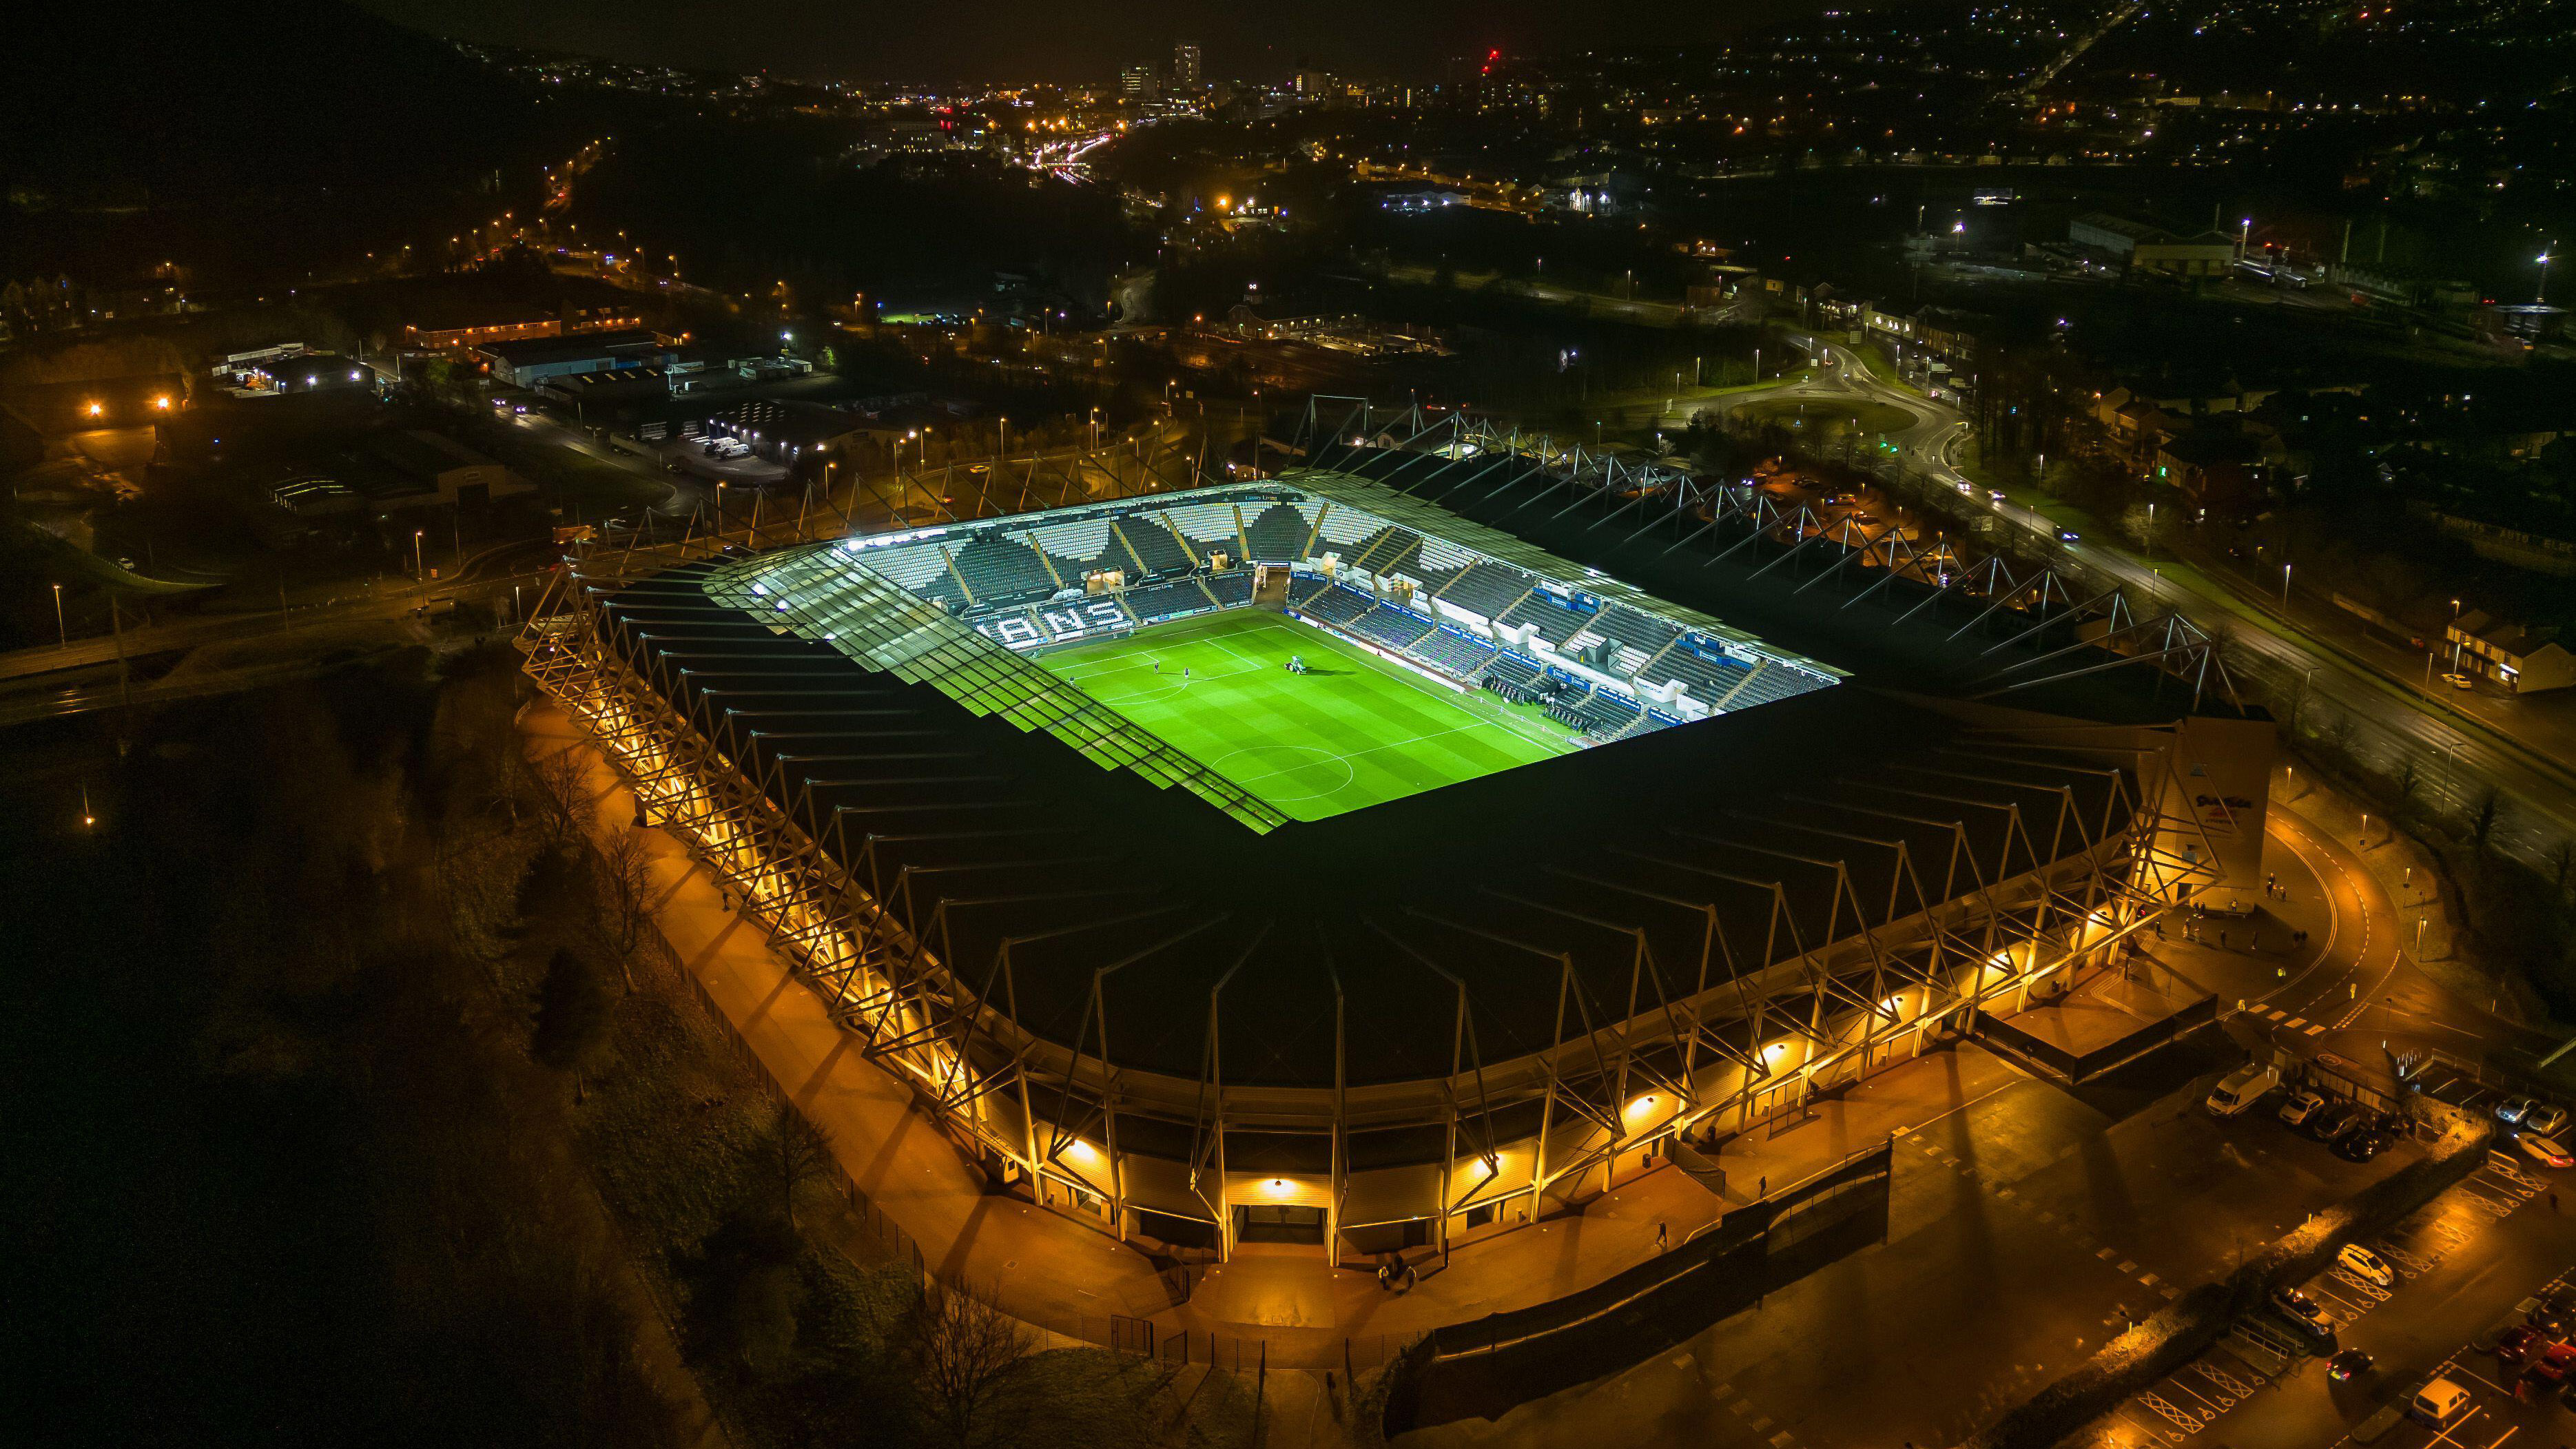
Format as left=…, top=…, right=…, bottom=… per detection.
left=1724, top=331, right=2576, bottom=871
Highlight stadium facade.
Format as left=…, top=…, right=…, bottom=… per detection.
left=525, top=434, right=2265, bottom=1266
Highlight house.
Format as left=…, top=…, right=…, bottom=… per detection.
left=2152, top=429, right=2276, bottom=513
left=2445, top=611, right=2576, bottom=694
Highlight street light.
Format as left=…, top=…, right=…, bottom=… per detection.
left=2280, top=561, right=2291, bottom=604
left=2539, top=247, right=2557, bottom=306
left=52, top=582, right=65, bottom=647
left=413, top=529, right=425, bottom=580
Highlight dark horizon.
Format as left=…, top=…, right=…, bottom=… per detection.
left=351, top=0, right=1886, bottom=84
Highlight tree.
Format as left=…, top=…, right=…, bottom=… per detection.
left=907, top=1282, right=1035, bottom=1448
left=530, top=947, right=614, bottom=1089
left=2395, top=756, right=2423, bottom=812
left=596, top=831, right=655, bottom=989
left=2469, top=788, right=2505, bottom=856
left=765, top=1100, right=836, bottom=1226
left=528, top=748, right=592, bottom=849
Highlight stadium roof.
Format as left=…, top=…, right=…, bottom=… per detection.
left=595, top=548, right=2141, bottom=1094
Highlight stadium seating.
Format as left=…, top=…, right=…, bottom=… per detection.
left=1437, top=563, right=1536, bottom=621
left=949, top=535, right=1062, bottom=606
left=1352, top=605, right=1434, bottom=651
left=1205, top=572, right=1254, bottom=606
left=1022, top=518, right=1119, bottom=579
left=1405, top=627, right=1496, bottom=680
left=1243, top=502, right=1310, bottom=561
left=1314, top=507, right=1387, bottom=551
left=1121, top=579, right=1216, bottom=624
left=1482, top=652, right=1545, bottom=704
left=1286, top=575, right=1330, bottom=605
left=1498, top=591, right=1586, bottom=645
left=1112, top=518, right=1194, bottom=577
left=1653, top=646, right=1753, bottom=703
left=1591, top=605, right=1680, bottom=657
left=1304, top=584, right=1377, bottom=626
left=849, top=542, right=956, bottom=595
left=1162, top=502, right=1243, bottom=555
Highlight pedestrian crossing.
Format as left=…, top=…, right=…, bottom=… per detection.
left=2252, top=1003, right=2327, bottom=1036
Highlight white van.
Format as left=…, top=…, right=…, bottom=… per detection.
left=2337, top=1243, right=2395, bottom=1288
left=2207, top=1061, right=2281, bottom=1116
left=2410, top=1377, right=2471, bottom=1427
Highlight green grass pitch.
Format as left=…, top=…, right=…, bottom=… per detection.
left=1037, top=610, right=1584, bottom=822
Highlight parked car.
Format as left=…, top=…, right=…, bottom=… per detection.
left=2308, top=1102, right=2368, bottom=1142
left=2208, top=1061, right=2282, bottom=1116
left=2496, top=1326, right=2550, bottom=1368
left=2279, top=1091, right=2327, bottom=1128
left=2517, top=1133, right=2575, bottom=1169
left=2526, top=1104, right=2569, bottom=1136
left=2335, top=1129, right=2393, bottom=1163
left=2327, top=1348, right=2374, bottom=1382
left=2534, top=1344, right=2576, bottom=1385
left=2271, top=1286, right=2335, bottom=1339
left=2412, top=1377, right=2472, bottom=1426
left=2338, top=1244, right=2397, bottom=1288
left=2532, top=1287, right=2576, bottom=1333
left=2497, top=1097, right=2537, bottom=1124
left=2443, top=672, right=2475, bottom=690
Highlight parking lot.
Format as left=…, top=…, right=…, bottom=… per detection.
left=2079, top=1148, right=2569, bottom=1449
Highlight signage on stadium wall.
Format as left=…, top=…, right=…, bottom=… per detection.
left=975, top=598, right=1135, bottom=650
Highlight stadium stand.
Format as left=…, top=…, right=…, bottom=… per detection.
left=1206, top=572, right=1254, bottom=606
left=1651, top=646, right=1752, bottom=702
left=1314, top=507, right=1381, bottom=549
left=1163, top=502, right=1244, bottom=555
left=1286, top=574, right=1330, bottom=606
left=1022, top=519, right=1119, bottom=579
left=949, top=535, right=1062, bottom=606
left=1353, top=605, right=1434, bottom=651
left=1406, top=627, right=1497, bottom=679
left=1121, top=578, right=1219, bottom=624
left=1498, top=590, right=1587, bottom=645
left=1304, top=584, right=1377, bottom=626
left=848, top=542, right=955, bottom=595
left=1107, top=519, right=1187, bottom=577
left=1437, top=563, right=1536, bottom=621
left=1244, top=503, right=1310, bottom=561
left=1591, top=605, right=1680, bottom=657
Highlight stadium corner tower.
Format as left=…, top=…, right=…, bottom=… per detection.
left=524, top=423, right=2271, bottom=1264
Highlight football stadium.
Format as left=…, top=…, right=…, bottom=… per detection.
left=524, top=402, right=2271, bottom=1265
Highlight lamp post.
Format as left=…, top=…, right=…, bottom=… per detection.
left=412, top=529, right=425, bottom=582
left=2280, top=561, right=2291, bottom=605
left=52, top=582, right=65, bottom=648
left=2539, top=247, right=2557, bottom=306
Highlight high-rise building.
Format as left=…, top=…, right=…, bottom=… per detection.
left=1121, top=65, right=1161, bottom=101
left=1171, top=43, right=1202, bottom=92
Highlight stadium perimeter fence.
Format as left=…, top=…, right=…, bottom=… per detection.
left=1379, top=1141, right=1895, bottom=1435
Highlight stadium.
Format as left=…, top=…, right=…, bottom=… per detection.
left=524, top=400, right=2270, bottom=1266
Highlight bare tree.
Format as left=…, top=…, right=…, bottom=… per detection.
left=765, top=1099, right=836, bottom=1226
left=528, top=749, right=591, bottom=849
left=597, top=830, right=656, bottom=990
left=2551, top=838, right=2576, bottom=896
left=908, top=1282, right=1035, bottom=1448
left=2469, top=788, right=2505, bottom=856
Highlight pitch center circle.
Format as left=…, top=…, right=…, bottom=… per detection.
left=1212, top=744, right=1355, bottom=803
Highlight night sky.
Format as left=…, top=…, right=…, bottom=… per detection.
left=355, top=0, right=1856, bottom=83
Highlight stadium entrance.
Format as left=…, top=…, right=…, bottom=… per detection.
left=1235, top=1204, right=1328, bottom=1246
